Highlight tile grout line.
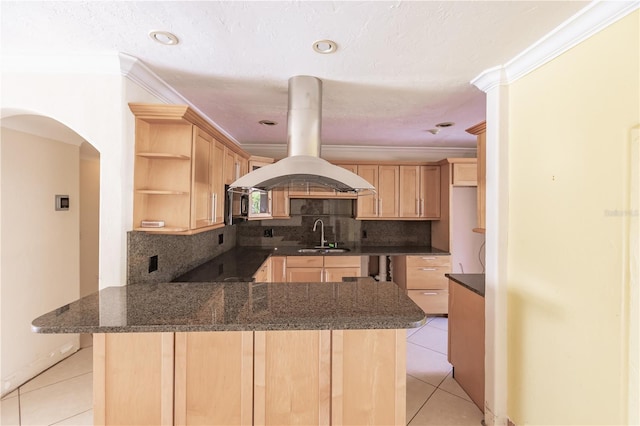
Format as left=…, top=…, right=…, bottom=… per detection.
left=47, top=408, right=92, bottom=426
left=19, top=371, right=93, bottom=397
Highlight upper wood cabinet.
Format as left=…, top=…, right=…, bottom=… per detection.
left=355, top=165, right=399, bottom=219
left=130, top=103, right=249, bottom=235
left=399, top=165, right=441, bottom=219
left=466, top=122, right=486, bottom=233
left=225, top=148, right=248, bottom=185
left=452, top=163, right=478, bottom=187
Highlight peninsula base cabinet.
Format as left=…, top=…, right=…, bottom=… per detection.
left=391, top=255, right=451, bottom=315
left=93, top=329, right=406, bottom=425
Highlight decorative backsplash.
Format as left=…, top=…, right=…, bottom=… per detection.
left=127, top=226, right=236, bottom=284
left=236, top=199, right=431, bottom=247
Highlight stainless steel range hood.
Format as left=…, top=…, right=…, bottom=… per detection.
left=229, top=76, right=375, bottom=194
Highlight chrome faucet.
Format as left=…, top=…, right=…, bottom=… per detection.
left=312, top=219, right=327, bottom=248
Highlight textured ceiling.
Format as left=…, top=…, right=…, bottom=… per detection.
left=1, top=1, right=589, bottom=159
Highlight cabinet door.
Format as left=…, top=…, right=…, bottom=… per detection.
left=378, top=166, right=399, bottom=218
left=286, top=267, right=324, bottom=283
left=324, top=267, right=361, bottom=282
left=174, top=332, right=253, bottom=425
left=452, top=163, right=478, bottom=186
left=94, top=333, right=174, bottom=426
left=420, top=166, right=441, bottom=219
left=254, top=330, right=331, bottom=425
left=399, top=166, right=421, bottom=218
left=191, top=128, right=212, bottom=229
left=331, top=329, right=406, bottom=425
left=224, top=148, right=238, bottom=185
left=356, top=165, right=379, bottom=218
left=271, top=188, right=290, bottom=218
left=271, top=256, right=286, bottom=282
left=210, top=140, right=225, bottom=224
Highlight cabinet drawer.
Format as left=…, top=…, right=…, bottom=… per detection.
left=286, top=256, right=323, bottom=268
left=408, top=290, right=448, bottom=315
left=407, top=255, right=451, bottom=268
left=323, top=256, right=360, bottom=268
left=406, top=267, right=449, bottom=290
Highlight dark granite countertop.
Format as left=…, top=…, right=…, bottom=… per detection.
left=32, top=278, right=427, bottom=333
left=173, top=245, right=449, bottom=283
left=446, top=273, right=485, bottom=297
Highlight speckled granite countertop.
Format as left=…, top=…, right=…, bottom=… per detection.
left=446, top=273, right=485, bottom=297
left=32, top=278, right=426, bottom=333
left=173, top=245, right=449, bottom=282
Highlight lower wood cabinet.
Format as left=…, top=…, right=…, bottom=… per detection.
left=94, top=329, right=406, bottom=426
left=448, top=279, right=485, bottom=412
left=391, top=255, right=451, bottom=315
left=286, top=256, right=361, bottom=282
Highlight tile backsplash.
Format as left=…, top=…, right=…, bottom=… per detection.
left=127, top=225, right=236, bottom=284
left=237, top=199, right=431, bottom=247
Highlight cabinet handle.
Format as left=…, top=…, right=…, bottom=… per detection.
left=268, top=196, right=273, bottom=214
left=422, top=292, right=438, bottom=296
left=379, top=199, right=382, bottom=216
left=420, top=268, right=437, bottom=271
left=211, top=193, right=217, bottom=222
left=416, top=199, right=419, bottom=214
left=374, top=197, right=378, bottom=215
left=420, top=199, right=424, bottom=216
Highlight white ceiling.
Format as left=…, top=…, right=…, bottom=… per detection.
left=1, top=1, right=589, bottom=160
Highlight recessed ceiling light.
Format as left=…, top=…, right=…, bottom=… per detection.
left=259, top=120, right=278, bottom=126
left=435, top=122, right=455, bottom=128
left=149, top=30, right=179, bottom=46
left=313, top=39, right=337, bottom=54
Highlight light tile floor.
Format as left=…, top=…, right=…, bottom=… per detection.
left=1, top=316, right=483, bottom=425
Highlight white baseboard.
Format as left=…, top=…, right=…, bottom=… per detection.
left=1, top=337, right=80, bottom=397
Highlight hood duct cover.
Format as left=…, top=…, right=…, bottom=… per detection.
left=229, top=75, right=375, bottom=194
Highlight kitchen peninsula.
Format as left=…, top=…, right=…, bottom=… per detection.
left=33, top=250, right=428, bottom=425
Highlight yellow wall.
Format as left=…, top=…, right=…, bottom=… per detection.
left=507, top=11, right=639, bottom=424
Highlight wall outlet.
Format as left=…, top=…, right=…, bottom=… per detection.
left=148, top=255, right=158, bottom=273
left=264, top=229, right=273, bottom=238
left=218, top=233, right=224, bottom=245
left=362, top=230, right=367, bottom=238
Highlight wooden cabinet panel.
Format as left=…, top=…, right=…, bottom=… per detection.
left=254, top=330, right=331, bottom=425
left=271, top=188, right=290, bottom=218
left=287, top=267, right=324, bottom=282
left=286, top=256, right=324, bottom=268
left=406, top=255, right=451, bottom=268
left=253, top=258, right=271, bottom=282
left=191, top=128, right=212, bottom=229
left=466, top=121, right=486, bottom=232
left=420, top=165, right=441, bottom=219
left=324, top=267, right=361, bottom=282
left=399, top=166, right=421, bottom=218
left=448, top=280, right=485, bottom=411
left=174, top=332, right=253, bottom=425
left=323, top=256, right=361, bottom=268
left=270, top=256, right=286, bottom=283
left=356, top=165, right=379, bottom=218
left=331, top=330, right=405, bottom=425
left=378, top=166, right=399, bottom=218
left=224, top=148, right=238, bottom=185
left=452, top=163, right=478, bottom=186
left=94, top=333, right=174, bottom=426
left=405, top=267, right=449, bottom=290
left=407, top=290, right=448, bottom=315
left=211, top=140, right=225, bottom=225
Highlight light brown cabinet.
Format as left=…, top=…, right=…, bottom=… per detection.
left=94, top=321, right=406, bottom=426
left=391, top=255, right=451, bottom=315
left=452, top=162, right=478, bottom=187
left=286, top=256, right=361, bottom=282
left=270, top=256, right=286, bottom=282
left=448, top=279, right=485, bottom=412
left=466, top=122, right=486, bottom=233
left=253, top=257, right=272, bottom=282
left=130, top=104, right=249, bottom=235
left=356, top=165, right=399, bottom=219
left=399, top=165, right=441, bottom=219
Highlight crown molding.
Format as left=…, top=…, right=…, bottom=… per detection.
left=118, top=53, right=242, bottom=147
left=472, top=0, right=640, bottom=92
left=241, top=143, right=477, bottom=162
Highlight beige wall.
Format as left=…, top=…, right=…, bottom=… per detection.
left=506, top=11, right=639, bottom=424
left=0, top=128, right=80, bottom=395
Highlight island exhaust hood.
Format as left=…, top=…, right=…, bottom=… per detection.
left=229, top=76, right=375, bottom=194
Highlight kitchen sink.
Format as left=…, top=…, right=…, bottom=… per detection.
left=297, top=247, right=350, bottom=253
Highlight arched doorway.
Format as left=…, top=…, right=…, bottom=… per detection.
left=1, top=113, right=100, bottom=395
